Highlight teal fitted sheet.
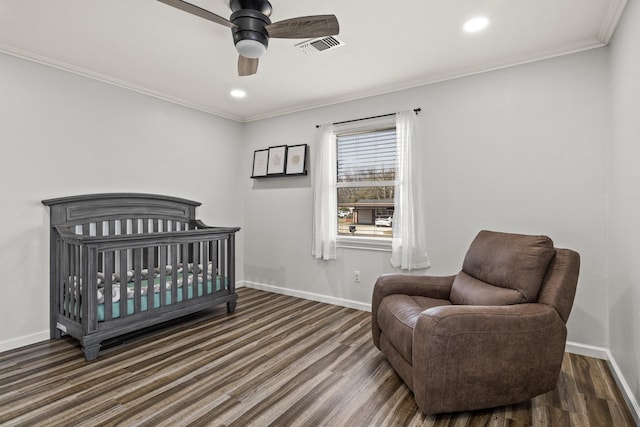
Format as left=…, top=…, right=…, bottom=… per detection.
left=63, top=275, right=226, bottom=322
left=97, top=277, right=222, bottom=321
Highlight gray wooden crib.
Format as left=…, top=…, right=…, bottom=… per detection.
left=42, top=193, right=240, bottom=361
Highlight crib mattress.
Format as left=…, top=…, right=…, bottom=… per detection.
left=64, top=263, right=226, bottom=322
left=97, top=277, right=222, bottom=321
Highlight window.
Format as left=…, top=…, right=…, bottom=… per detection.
left=336, top=126, right=396, bottom=238
left=313, top=110, right=428, bottom=267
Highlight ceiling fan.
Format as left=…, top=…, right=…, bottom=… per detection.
left=157, top=0, right=340, bottom=76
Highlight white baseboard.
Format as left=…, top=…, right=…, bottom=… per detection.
left=565, top=340, right=610, bottom=359
left=0, top=330, right=49, bottom=354
left=239, top=280, right=372, bottom=312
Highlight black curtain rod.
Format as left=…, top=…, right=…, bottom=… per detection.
left=315, top=108, right=421, bottom=128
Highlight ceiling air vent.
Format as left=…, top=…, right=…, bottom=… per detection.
left=296, top=36, right=345, bottom=54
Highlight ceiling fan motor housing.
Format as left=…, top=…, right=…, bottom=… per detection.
left=230, top=0, right=272, bottom=16
left=231, top=9, right=271, bottom=55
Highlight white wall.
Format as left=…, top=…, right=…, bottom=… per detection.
left=0, top=53, right=244, bottom=349
left=609, top=0, right=640, bottom=410
left=241, top=48, right=610, bottom=346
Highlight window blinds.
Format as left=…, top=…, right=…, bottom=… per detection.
left=337, top=128, right=396, bottom=185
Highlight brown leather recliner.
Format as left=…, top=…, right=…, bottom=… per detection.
left=372, top=230, right=580, bottom=414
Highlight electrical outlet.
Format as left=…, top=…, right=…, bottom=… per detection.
left=354, top=271, right=361, bottom=283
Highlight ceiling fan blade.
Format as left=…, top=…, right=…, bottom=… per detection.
left=238, top=56, right=259, bottom=76
left=157, top=0, right=237, bottom=29
left=265, top=15, right=339, bottom=39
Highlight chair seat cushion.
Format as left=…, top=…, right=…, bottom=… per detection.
left=377, top=294, right=451, bottom=363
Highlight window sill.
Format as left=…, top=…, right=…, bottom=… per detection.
left=336, top=236, right=392, bottom=252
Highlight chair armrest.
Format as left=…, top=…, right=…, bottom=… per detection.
left=412, top=303, right=567, bottom=414
left=373, top=273, right=455, bottom=303
left=371, top=274, right=455, bottom=349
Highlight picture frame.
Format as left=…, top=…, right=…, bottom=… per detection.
left=251, top=149, right=269, bottom=177
left=267, top=145, right=287, bottom=175
left=286, top=144, right=307, bottom=175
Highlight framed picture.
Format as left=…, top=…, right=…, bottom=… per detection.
left=252, top=149, right=269, bottom=177
left=286, top=144, right=307, bottom=175
left=267, top=145, right=287, bottom=175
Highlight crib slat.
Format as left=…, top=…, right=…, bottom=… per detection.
left=210, top=240, right=218, bottom=291
left=120, top=249, right=128, bottom=319
left=134, top=248, right=142, bottom=313
left=192, top=242, right=199, bottom=298
left=150, top=219, right=159, bottom=267
left=69, top=244, right=77, bottom=322
left=171, top=244, right=178, bottom=305
left=57, top=240, right=63, bottom=319
left=229, top=233, right=236, bottom=293
left=159, top=245, right=167, bottom=307
left=71, top=244, right=78, bottom=322
left=202, top=241, right=209, bottom=295
left=220, top=238, right=227, bottom=290
left=74, top=243, right=80, bottom=321
left=104, top=251, right=113, bottom=321
left=142, top=220, right=149, bottom=268
left=61, top=242, right=69, bottom=319
left=147, top=246, right=155, bottom=311
left=182, top=244, right=189, bottom=301
left=86, top=247, right=98, bottom=333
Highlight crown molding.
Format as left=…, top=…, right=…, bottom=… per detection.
left=0, top=44, right=244, bottom=122
left=598, top=0, right=629, bottom=43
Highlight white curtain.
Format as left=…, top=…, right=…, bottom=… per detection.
left=312, top=124, right=337, bottom=260
left=390, top=111, right=430, bottom=270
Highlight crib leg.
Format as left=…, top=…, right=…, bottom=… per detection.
left=51, top=327, right=62, bottom=340
left=227, top=300, right=236, bottom=314
left=82, top=339, right=102, bottom=361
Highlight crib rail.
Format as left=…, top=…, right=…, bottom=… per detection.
left=53, top=220, right=239, bottom=334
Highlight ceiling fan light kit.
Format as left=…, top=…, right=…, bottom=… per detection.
left=157, top=0, right=339, bottom=76
left=235, top=39, right=267, bottom=58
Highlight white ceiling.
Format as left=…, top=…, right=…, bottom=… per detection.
left=0, top=0, right=628, bottom=122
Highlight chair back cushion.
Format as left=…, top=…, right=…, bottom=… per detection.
left=450, top=230, right=555, bottom=305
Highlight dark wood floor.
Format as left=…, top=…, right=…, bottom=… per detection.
left=0, top=288, right=635, bottom=426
